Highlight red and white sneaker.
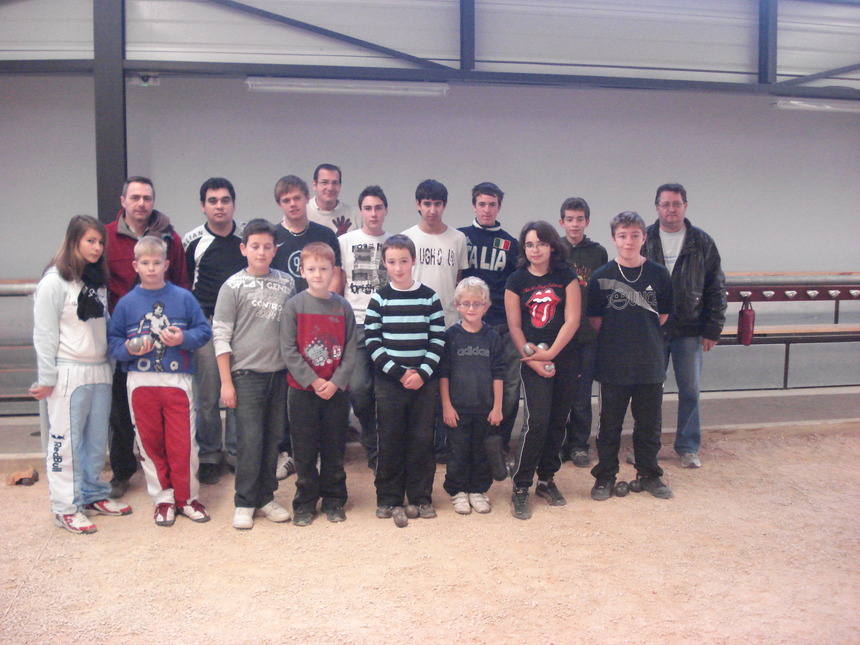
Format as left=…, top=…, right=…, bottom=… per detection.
left=54, top=512, right=97, bottom=535
left=154, top=503, right=176, bottom=527
left=178, top=500, right=210, bottom=523
left=84, top=499, right=133, bottom=516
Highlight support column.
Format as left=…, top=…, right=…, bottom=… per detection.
left=93, top=0, right=127, bottom=223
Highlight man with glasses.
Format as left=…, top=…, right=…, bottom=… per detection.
left=640, top=183, right=726, bottom=468
left=308, top=163, right=360, bottom=236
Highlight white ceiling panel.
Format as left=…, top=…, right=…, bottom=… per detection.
left=0, top=0, right=92, bottom=59
left=126, top=0, right=459, bottom=66
left=778, top=1, right=860, bottom=84
left=475, top=0, right=759, bottom=81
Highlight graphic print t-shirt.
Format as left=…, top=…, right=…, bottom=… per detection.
left=587, top=259, right=673, bottom=385
left=505, top=266, right=577, bottom=358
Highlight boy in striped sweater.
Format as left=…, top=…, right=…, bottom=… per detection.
left=364, top=234, right=446, bottom=519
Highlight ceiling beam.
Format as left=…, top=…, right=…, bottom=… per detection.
left=121, top=59, right=860, bottom=100
left=758, top=0, right=778, bottom=84
left=205, top=0, right=450, bottom=71
left=460, top=0, right=475, bottom=72
left=774, top=61, right=860, bottom=86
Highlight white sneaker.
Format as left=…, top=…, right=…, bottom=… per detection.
left=178, top=500, right=210, bottom=523
left=468, top=492, right=491, bottom=514
left=84, top=498, right=133, bottom=516
left=256, top=500, right=291, bottom=523
left=452, top=491, right=471, bottom=515
left=276, top=452, right=296, bottom=480
left=681, top=453, right=701, bottom=468
left=233, top=507, right=254, bottom=530
left=54, top=511, right=97, bottom=534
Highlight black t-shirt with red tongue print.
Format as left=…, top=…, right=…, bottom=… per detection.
left=505, top=266, right=577, bottom=360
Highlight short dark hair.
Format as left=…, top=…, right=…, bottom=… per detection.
left=471, top=182, right=504, bottom=206
left=122, top=176, right=154, bottom=198
left=655, top=183, right=687, bottom=204
left=242, top=218, right=277, bottom=245
left=313, top=163, right=341, bottom=182
left=516, top=220, right=569, bottom=270
left=358, top=185, right=388, bottom=209
left=382, top=234, right=416, bottom=261
left=415, top=179, right=448, bottom=205
left=199, top=177, right=235, bottom=203
left=560, top=197, right=590, bottom=221
left=610, top=211, right=647, bottom=236
left=274, top=175, right=309, bottom=202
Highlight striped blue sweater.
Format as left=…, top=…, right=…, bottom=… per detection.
left=364, top=282, right=445, bottom=382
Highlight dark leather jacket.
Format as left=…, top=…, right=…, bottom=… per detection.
left=644, top=218, right=726, bottom=341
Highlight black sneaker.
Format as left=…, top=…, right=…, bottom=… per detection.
left=639, top=476, right=674, bottom=499
left=591, top=476, right=616, bottom=501
left=293, top=509, right=316, bottom=526
left=511, top=487, right=531, bottom=520
left=109, top=477, right=130, bottom=499
left=198, top=463, right=220, bottom=485
left=570, top=451, right=591, bottom=468
left=535, top=479, right=566, bottom=506
left=324, top=504, right=346, bottom=523
left=375, top=505, right=395, bottom=519
left=416, top=503, right=437, bottom=519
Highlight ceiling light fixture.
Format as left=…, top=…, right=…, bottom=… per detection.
left=773, top=98, right=860, bottom=114
left=245, top=77, right=450, bottom=98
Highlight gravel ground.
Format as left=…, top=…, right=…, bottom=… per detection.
left=1, top=426, right=858, bottom=644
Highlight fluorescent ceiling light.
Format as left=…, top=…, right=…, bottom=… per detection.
left=773, top=99, right=860, bottom=114
left=246, top=77, right=449, bottom=97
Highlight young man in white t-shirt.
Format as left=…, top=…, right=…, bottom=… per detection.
left=401, top=179, right=469, bottom=328
left=401, top=179, right=469, bottom=461
left=338, top=185, right=391, bottom=468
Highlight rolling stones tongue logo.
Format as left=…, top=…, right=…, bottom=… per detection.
left=526, top=287, right=560, bottom=328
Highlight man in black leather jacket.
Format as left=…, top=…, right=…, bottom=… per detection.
left=642, top=183, right=726, bottom=468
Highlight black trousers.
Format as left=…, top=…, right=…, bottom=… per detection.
left=287, top=388, right=349, bottom=513
left=443, top=413, right=492, bottom=496
left=591, top=382, right=664, bottom=480
left=511, top=347, right=580, bottom=490
left=109, top=365, right=137, bottom=481
left=374, top=375, right=438, bottom=507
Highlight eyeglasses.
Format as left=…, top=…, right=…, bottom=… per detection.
left=657, top=201, right=685, bottom=210
left=524, top=241, right=550, bottom=250
left=456, top=301, right=486, bottom=309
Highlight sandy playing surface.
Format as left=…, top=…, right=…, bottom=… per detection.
left=1, top=427, right=858, bottom=644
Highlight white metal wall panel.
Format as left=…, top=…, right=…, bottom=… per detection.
left=126, top=0, right=459, bottom=66
left=0, top=0, right=92, bottom=60
left=779, top=1, right=860, bottom=84
left=474, top=0, right=760, bottom=82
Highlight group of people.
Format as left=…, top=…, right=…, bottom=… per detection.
left=31, top=165, right=727, bottom=533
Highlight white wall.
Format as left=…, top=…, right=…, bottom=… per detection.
left=1, top=74, right=859, bottom=281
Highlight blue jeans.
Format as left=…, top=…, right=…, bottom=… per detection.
left=665, top=335, right=703, bottom=455
left=47, top=372, right=112, bottom=514
left=348, top=325, right=377, bottom=461
left=233, top=370, right=286, bottom=509
left=564, top=341, right=596, bottom=454
left=194, top=331, right=237, bottom=465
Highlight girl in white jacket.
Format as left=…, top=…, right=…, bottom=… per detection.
left=31, top=215, right=133, bottom=534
